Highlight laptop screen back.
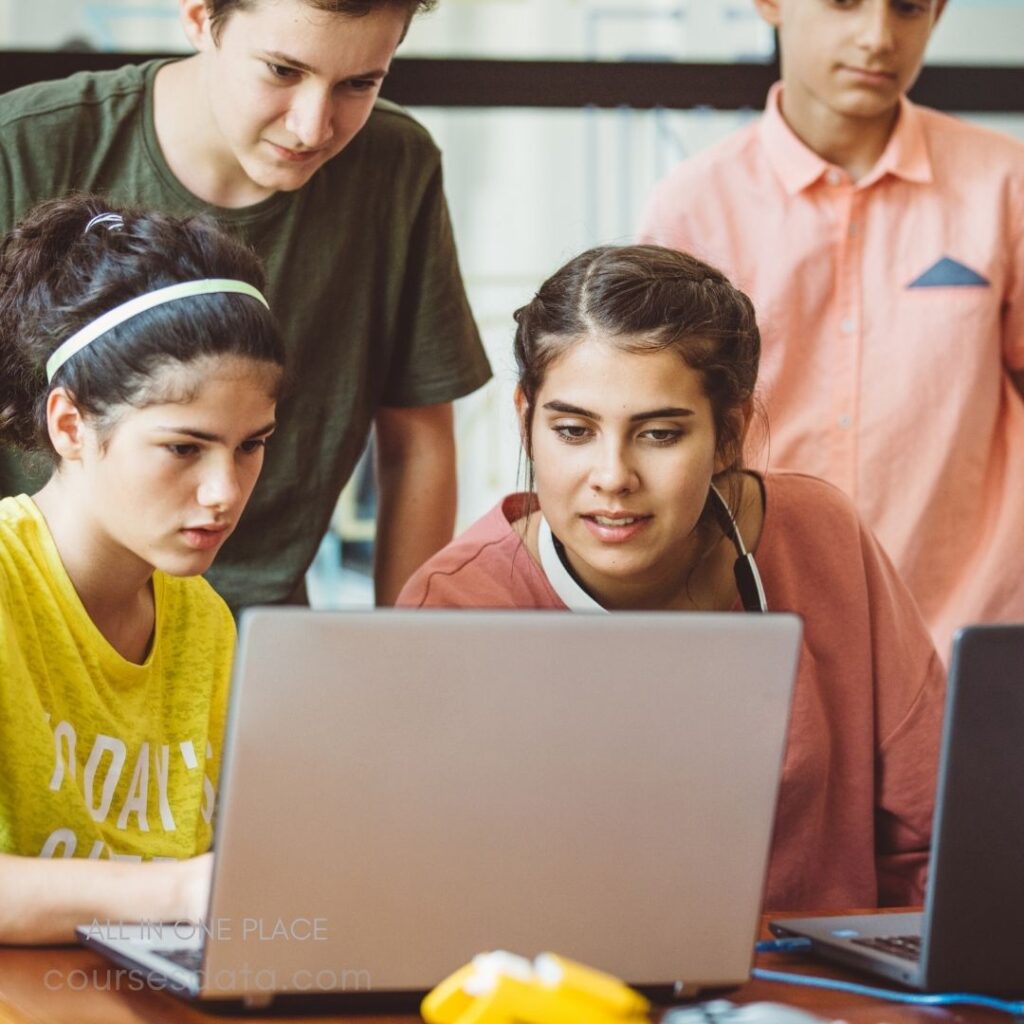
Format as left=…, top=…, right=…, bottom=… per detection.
left=202, top=609, right=802, bottom=998
left=921, top=623, right=1024, bottom=992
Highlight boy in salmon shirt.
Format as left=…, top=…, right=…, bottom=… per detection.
left=639, top=0, right=1024, bottom=662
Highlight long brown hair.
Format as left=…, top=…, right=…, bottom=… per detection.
left=516, top=243, right=760, bottom=454
left=513, top=243, right=763, bottom=554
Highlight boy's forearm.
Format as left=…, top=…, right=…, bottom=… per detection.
left=373, top=403, right=457, bottom=606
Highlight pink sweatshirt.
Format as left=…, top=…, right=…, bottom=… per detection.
left=399, top=472, right=944, bottom=912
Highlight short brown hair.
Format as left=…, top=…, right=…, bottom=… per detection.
left=206, top=0, right=436, bottom=41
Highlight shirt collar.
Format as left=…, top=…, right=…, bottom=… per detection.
left=863, top=93, right=932, bottom=188
left=759, top=82, right=933, bottom=195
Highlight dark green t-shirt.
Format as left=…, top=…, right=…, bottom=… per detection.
left=0, top=60, right=491, bottom=609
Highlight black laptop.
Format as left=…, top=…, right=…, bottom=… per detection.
left=771, top=623, right=1024, bottom=995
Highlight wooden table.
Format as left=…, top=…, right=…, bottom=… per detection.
left=0, top=922, right=1008, bottom=1024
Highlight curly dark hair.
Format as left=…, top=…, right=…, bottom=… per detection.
left=0, top=194, right=284, bottom=456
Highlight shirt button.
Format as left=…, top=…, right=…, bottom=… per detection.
left=840, top=318, right=855, bottom=334
left=838, top=415, right=852, bottom=430
left=826, top=168, right=843, bottom=186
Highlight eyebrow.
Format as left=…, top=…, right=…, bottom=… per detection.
left=154, top=422, right=277, bottom=443
left=542, top=400, right=694, bottom=421
left=260, top=50, right=389, bottom=80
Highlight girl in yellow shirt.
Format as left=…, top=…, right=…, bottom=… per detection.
left=0, top=195, right=284, bottom=943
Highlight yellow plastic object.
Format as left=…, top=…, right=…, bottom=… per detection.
left=422, top=951, right=651, bottom=1024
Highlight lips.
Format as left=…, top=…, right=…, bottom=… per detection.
left=841, top=65, right=897, bottom=85
left=580, top=511, right=652, bottom=544
left=267, top=141, right=322, bottom=163
left=180, top=525, right=231, bottom=551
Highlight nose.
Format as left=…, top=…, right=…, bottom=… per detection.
left=285, top=87, right=335, bottom=149
left=855, top=0, right=896, bottom=54
left=196, top=457, right=242, bottom=515
left=588, top=440, right=639, bottom=495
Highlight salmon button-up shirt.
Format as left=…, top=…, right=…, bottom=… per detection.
left=640, top=85, right=1024, bottom=661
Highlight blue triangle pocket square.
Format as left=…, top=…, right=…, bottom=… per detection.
left=908, top=257, right=989, bottom=288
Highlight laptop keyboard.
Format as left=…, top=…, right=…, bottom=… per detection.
left=851, top=934, right=921, bottom=962
left=156, top=947, right=204, bottom=973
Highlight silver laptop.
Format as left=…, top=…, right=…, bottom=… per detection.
left=772, top=623, right=1024, bottom=995
left=80, top=608, right=801, bottom=1011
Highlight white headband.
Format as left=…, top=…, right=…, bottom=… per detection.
left=83, top=212, right=125, bottom=234
left=45, top=278, right=271, bottom=383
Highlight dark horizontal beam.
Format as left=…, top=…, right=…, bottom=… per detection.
left=0, top=50, right=173, bottom=95
left=389, top=60, right=1024, bottom=115
left=910, top=63, right=1024, bottom=114
left=384, top=58, right=781, bottom=110
left=1, top=51, right=1022, bottom=114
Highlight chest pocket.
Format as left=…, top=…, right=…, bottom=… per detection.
left=906, top=255, right=990, bottom=289
left=897, top=253, right=1003, bottom=388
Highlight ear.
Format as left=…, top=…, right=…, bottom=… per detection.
left=752, top=0, right=783, bottom=29
left=513, top=386, right=531, bottom=454
left=713, top=400, right=754, bottom=476
left=179, top=0, right=216, bottom=51
left=46, top=388, right=88, bottom=462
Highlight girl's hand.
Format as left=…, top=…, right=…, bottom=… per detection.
left=0, top=850, right=217, bottom=944
left=174, top=851, right=214, bottom=923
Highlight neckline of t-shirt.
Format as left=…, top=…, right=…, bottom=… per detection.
left=140, top=58, right=293, bottom=226
left=15, top=495, right=166, bottom=680
left=536, top=514, right=607, bottom=612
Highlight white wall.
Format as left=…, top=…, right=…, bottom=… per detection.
left=3, top=0, right=1022, bottom=547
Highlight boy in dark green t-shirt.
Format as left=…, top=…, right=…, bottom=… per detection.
left=0, top=0, right=491, bottom=609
